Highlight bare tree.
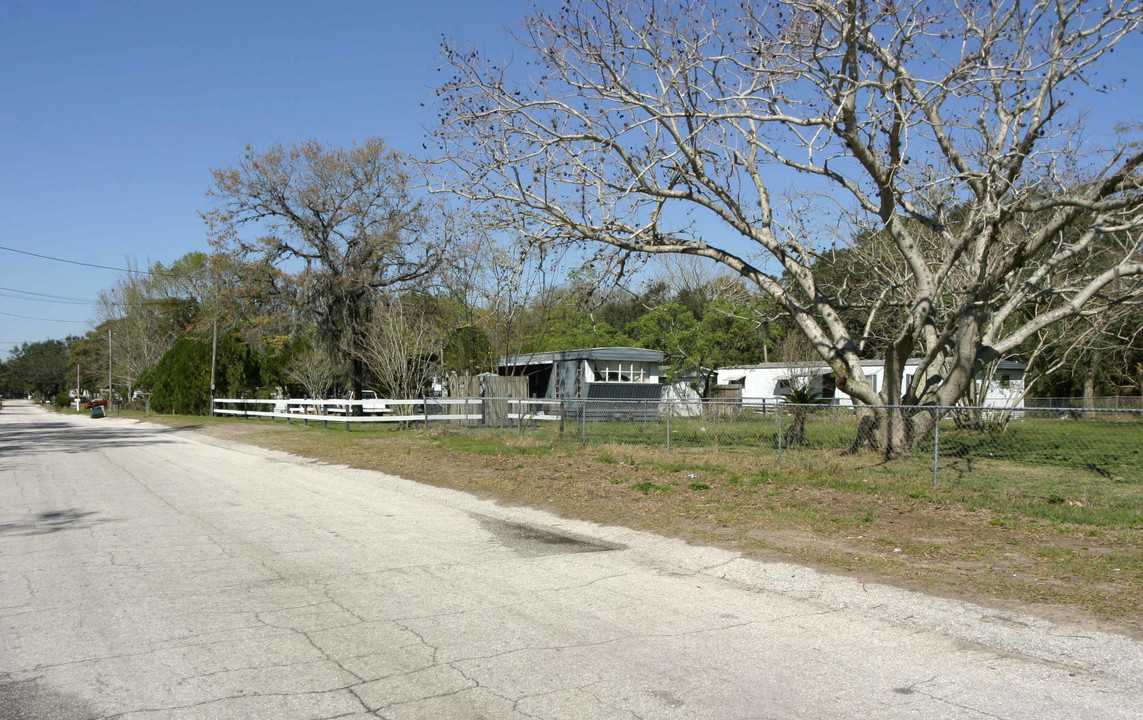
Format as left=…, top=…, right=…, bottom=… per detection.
left=446, top=231, right=573, bottom=365
left=654, top=255, right=750, bottom=307
left=205, top=139, right=445, bottom=402
left=432, top=0, right=1143, bottom=453
left=287, top=346, right=337, bottom=404
left=356, top=296, right=444, bottom=401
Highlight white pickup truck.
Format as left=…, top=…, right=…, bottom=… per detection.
left=325, top=390, right=391, bottom=416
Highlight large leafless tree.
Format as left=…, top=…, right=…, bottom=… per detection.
left=432, top=0, right=1143, bottom=452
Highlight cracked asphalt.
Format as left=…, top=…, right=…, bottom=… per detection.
left=2, top=400, right=1141, bottom=719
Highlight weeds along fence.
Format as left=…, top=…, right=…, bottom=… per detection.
left=212, top=397, right=1143, bottom=485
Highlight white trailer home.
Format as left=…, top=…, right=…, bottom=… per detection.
left=716, top=359, right=1026, bottom=408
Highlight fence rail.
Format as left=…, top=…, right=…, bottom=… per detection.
left=211, top=397, right=565, bottom=427
left=212, top=396, right=1143, bottom=484
left=212, top=397, right=489, bottom=425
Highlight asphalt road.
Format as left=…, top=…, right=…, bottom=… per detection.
left=1, top=400, right=1141, bottom=719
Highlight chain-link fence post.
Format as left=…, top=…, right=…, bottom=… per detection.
left=713, top=398, right=719, bottom=447
left=932, top=406, right=940, bottom=487
left=666, top=405, right=671, bottom=456
left=777, top=403, right=784, bottom=472
left=581, top=399, right=587, bottom=446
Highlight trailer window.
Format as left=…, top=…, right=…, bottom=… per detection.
left=593, top=361, right=647, bottom=383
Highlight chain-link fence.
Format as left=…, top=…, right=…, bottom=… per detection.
left=215, top=395, right=1143, bottom=485
left=457, top=398, right=1143, bottom=485
left=1026, top=396, right=1143, bottom=411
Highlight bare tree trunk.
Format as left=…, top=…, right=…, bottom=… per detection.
left=350, top=356, right=365, bottom=417
left=849, top=405, right=936, bottom=456
left=1083, top=368, right=1097, bottom=419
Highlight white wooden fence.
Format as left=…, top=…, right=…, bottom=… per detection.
left=211, top=397, right=564, bottom=428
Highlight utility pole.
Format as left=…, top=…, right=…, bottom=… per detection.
left=209, top=316, right=217, bottom=415
left=107, top=329, right=112, bottom=402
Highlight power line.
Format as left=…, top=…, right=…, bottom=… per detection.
left=0, top=244, right=175, bottom=276
left=0, top=287, right=94, bottom=305
left=0, top=286, right=92, bottom=302
left=0, top=310, right=87, bottom=324
left=0, top=292, right=194, bottom=310
left=0, top=282, right=211, bottom=308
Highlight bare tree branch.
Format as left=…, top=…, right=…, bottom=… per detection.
left=430, top=0, right=1143, bottom=452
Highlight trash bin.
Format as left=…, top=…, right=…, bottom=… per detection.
left=90, top=405, right=106, bottom=419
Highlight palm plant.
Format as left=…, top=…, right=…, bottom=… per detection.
left=782, top=383, right=830, bottom=448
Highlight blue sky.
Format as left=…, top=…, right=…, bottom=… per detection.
left=2, top=1, right=1141, bottom=352
left=0, top=0, right=531, bottom=349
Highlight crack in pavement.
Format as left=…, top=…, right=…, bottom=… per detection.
left=437, top=616, right=771, bottom=668
left=911, top=688, right=1010, bottom=719
left=21, top=623, right=299, bottom=673
left=97, top=685, right=368, bottom=719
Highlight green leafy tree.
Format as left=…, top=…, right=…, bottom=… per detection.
left=140, top=335, right=258, bottom=414
left=205, top=139, right=446, bottom=402
left=443, top=324, right=493, bottom=375
left=65, top=332, right=105, bottom=398
left=628, top=296, right=777, bottom=395
left=627, top=300, right=700, bottom=369
left=253, top=335, right=304, bottom=395
left=520, top=304, right=633, bottom=353
left=91, top=253, right=209, bottom=396
left=4, top=338, right=73, bottom=400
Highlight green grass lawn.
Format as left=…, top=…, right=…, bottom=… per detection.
left=522, top=412, right=1143, bottom=479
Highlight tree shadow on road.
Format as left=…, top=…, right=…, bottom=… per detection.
left=0, top=508, right=113, bottom=536
left=0, top=676, right=100, bottom=720
left=0, top=421, right=201, bottom=457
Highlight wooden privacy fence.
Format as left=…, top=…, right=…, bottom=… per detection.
left=446, top=375, right=529, bottom=427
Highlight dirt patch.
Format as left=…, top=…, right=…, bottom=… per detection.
left=156, top=416, right=1142, bottom=638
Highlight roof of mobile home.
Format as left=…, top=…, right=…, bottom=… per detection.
left=499, top=347, right=665, bottom=367
left=719, top=359, right=1026, bottom=372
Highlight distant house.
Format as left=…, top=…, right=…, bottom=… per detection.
left=656, top=365, right=713, bottom=418
left=498, top=347, right=664, bottom=420
left=716, top=359, right=1027, bottom=408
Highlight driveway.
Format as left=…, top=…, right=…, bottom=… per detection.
left=1, top=400, right=1140, bottom=718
